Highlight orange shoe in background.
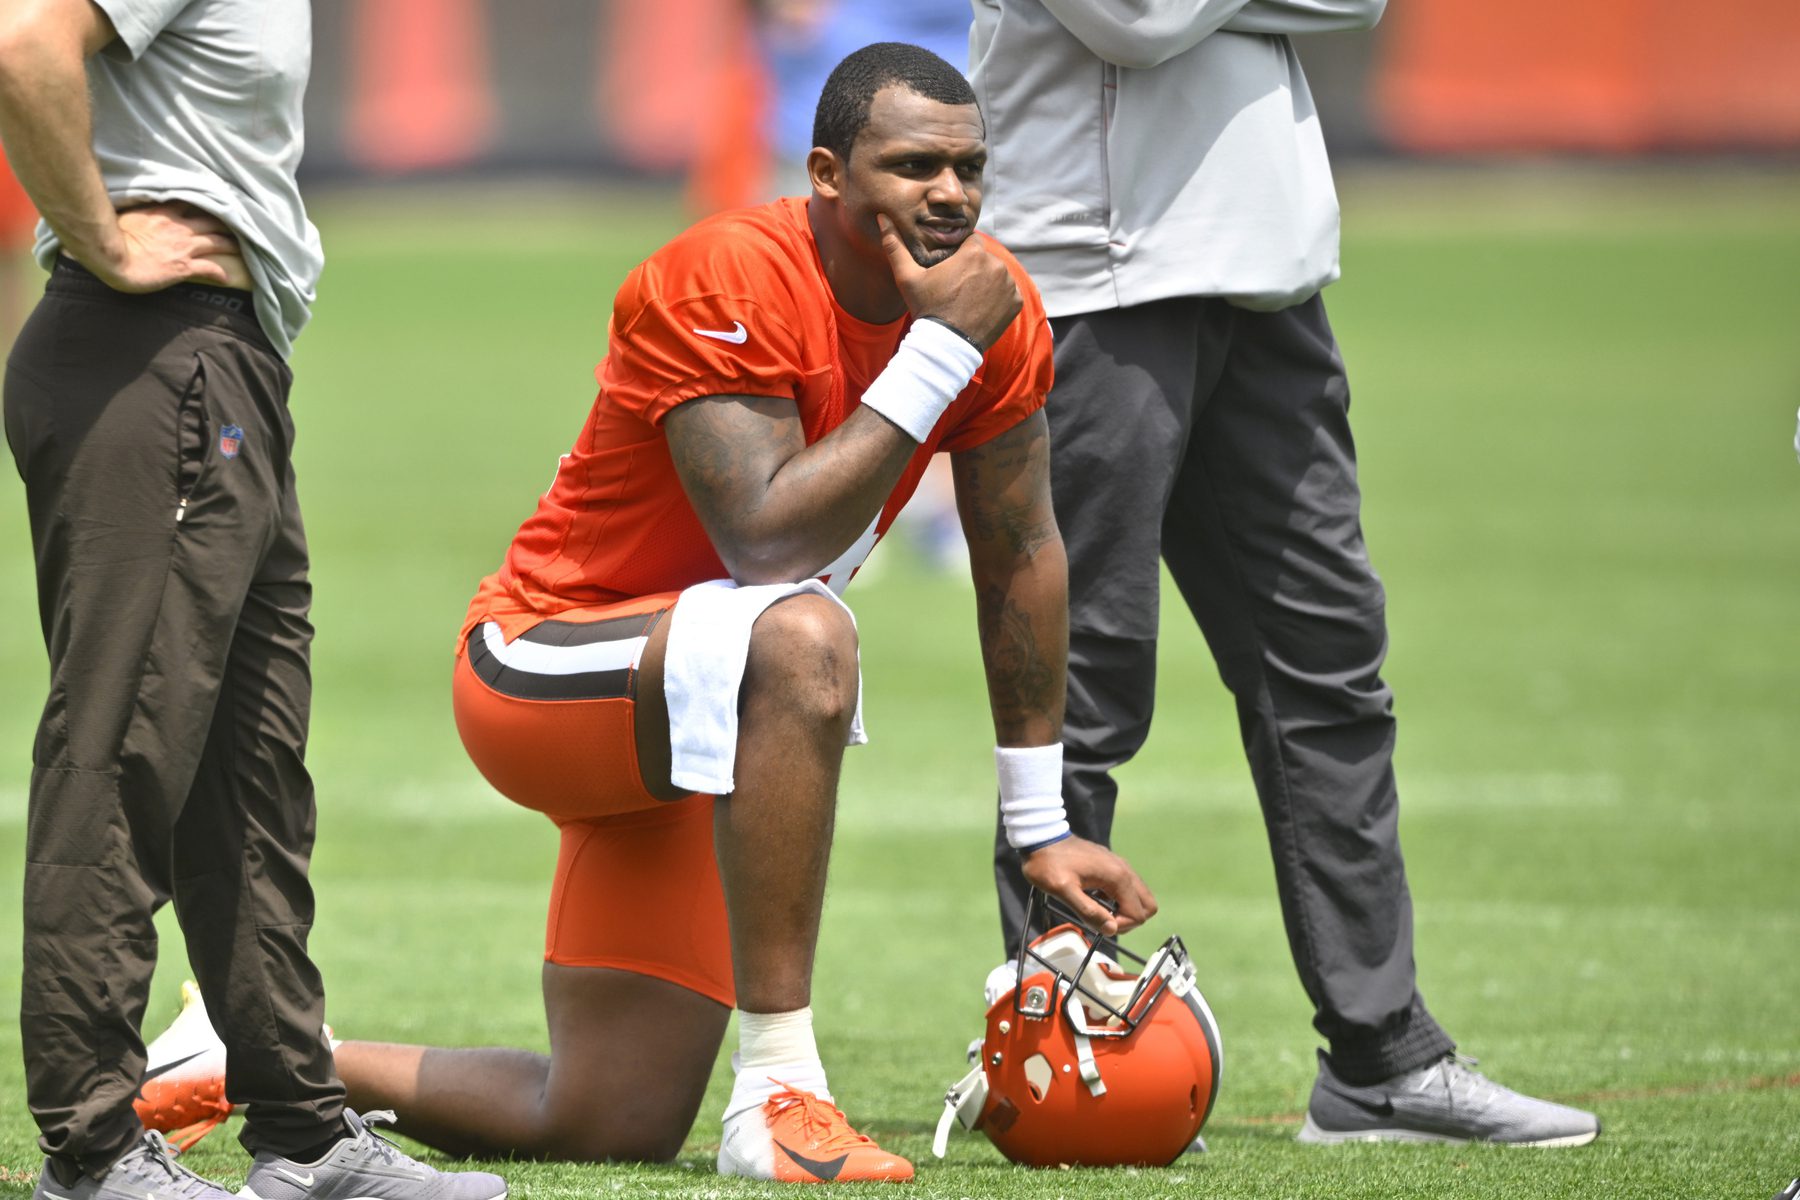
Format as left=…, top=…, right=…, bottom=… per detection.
left=134, top=981, right=233, bottom=1152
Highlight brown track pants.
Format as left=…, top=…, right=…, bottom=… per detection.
left=5, top=260, right=345, bottom=1176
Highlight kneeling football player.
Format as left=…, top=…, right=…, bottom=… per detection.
left=137, top=41, right=1154, bottom=1183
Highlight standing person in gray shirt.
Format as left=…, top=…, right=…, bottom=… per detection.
left=0, top=3, right=505, bottom=1198
left=970, top=0, right=1602, bottom=1145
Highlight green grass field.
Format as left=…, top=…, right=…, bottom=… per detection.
left=2, top=168, right=1797, bottom=1198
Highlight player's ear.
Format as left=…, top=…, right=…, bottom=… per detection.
left=807, top=147, right=844, bottom=200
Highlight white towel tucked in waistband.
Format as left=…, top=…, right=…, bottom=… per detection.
left=664, top=578, right=866, bottom=794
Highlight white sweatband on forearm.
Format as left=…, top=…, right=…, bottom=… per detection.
left=997, top=744, right=1071, bottom=853
left=858, top=317, right=984, bottom=443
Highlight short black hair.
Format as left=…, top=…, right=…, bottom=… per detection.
left=812, top=42, right=978, bottom=162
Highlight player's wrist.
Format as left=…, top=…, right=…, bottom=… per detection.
left=860, top=316, right=983, bottom=442
left=1016, top=829, right=1073, bottom=857
left=918, top=315, right=984, bottom=354
left=997, top=743, right=1070, bottom=853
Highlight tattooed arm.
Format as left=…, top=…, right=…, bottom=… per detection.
left=665, top=395, right=915, bottom=585
left=953, top=408, right=1159, bottom=929
left=951, top=409, right=1069, bottom=746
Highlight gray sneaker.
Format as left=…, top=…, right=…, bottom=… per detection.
left=240, top=1109, right=506, bottom=1200
left=1298, top=1050, right=1600, bottom=1147
left=31, top=1130, right=235, bottom=1200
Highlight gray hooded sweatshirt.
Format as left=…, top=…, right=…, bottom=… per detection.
left=969, top=0, right=1385, bottom=317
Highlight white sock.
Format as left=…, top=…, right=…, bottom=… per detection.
left=725, top=1007, right=830, bottom=1119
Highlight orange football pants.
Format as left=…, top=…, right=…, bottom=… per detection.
left=453, top=593, right=733, bottom=1007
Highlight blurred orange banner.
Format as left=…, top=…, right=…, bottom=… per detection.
left=348, top=0, right=495, bottom=172
left=1376, top=0, right=1800, bottom=152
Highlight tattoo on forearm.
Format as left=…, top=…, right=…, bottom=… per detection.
left=957, top=413, right=1055, bottom=558
left=988, top=436, right=1037, bottom=473
left=977, top=585, right=1058, bottom=728
left=968, top=497, right=1056, bottom=558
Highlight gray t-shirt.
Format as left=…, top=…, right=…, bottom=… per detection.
left=33, top=0, right=320, bottom=358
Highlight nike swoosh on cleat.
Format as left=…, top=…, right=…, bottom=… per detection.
left=776, top=1142, right=849, bottom=1181
left=272, top=1169, right=313, bottom=1187
left=692, top=321, right=748, bottom=344
left=142, top=1051, right=206, bottom=1082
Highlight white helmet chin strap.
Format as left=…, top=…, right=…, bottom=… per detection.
left=1065, top=988, right=1107, bottom=1096
left=932, top=1063, right=989, bottom=1159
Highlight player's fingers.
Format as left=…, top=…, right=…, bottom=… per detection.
left=1109, top=892, right=1150, bottom=933
left=1112, top=869, right=1158, bottom=929
left=876, top=214, right=919, bottom=282
left=1095, top=882, right=1142, bottom=934
left=1055, top=879, right=1120, bottom=938
left=935, top=230, right=991, bottom=275
left=1135, top=877, right=1159, bottom=922
left=1082, top=859, right=1154, bottom=933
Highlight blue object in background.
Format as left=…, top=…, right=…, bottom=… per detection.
left=762, top=0, right=974, bottom=186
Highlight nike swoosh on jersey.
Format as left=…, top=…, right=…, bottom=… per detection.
left=692, top=321, right=748, bottom=344
left=141, top=1050, right=206, bottom=1082
left=775, top=1141, right=849, bottom=1181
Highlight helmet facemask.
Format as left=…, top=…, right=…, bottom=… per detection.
left=1008, top=889, right=1199, bottom=1042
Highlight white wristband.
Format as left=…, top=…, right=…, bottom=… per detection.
left=996, top=744, right=1070, bottom=852
left=859, top=317, right=983, bottom=442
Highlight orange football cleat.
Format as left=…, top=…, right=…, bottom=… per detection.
left=134, top=981, right=232, bottom=1151
left=718, top=1083, right=914, bottom=1183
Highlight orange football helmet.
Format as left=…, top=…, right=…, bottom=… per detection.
left=934, top=894, right=1223, bottom=1168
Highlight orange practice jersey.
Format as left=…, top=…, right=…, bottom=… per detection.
left=467, top=197, right=1053, bottom=639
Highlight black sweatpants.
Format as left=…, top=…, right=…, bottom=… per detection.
left=994, top=295, right=1457, bottom=1084
left=5, top=260, right=345, bottom=1175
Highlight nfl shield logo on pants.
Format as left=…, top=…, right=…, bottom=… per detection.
left=219, top=424, right=244, bottom=459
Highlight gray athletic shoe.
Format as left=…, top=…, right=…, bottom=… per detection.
left=1297, top=1050, right=1601, bottom=1147
left=240, top=1109, right=506, bottom=1200
left=31, top=1130, right=235, bottom=1200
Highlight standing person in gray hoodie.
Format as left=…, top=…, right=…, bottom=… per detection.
left=969, top=0, right=1601, bottom=1145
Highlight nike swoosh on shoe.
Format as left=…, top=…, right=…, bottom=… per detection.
left=776, top=1142, right=849, bottom=1181
left=142, top=1051, right=206, bottom=1082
